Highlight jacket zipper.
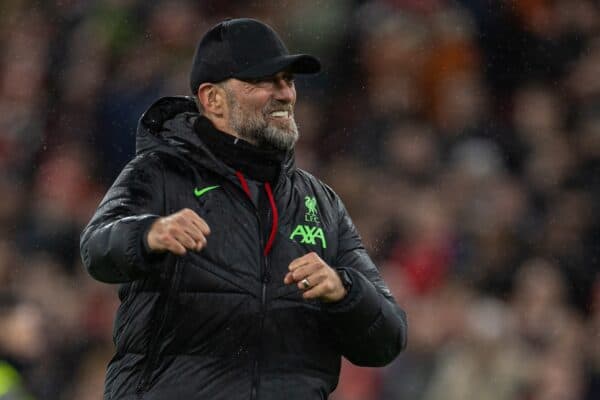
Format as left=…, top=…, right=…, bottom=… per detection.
left=251, top=207, right=270, bottom=400
left=136, top=259, right=182, bottom=395
left=229, top=174, right=274, bottom=400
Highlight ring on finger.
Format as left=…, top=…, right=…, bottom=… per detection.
left=301, top=278, right=311, bottom=290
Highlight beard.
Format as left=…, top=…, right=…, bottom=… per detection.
left=225, top=90, right=299, bottom=151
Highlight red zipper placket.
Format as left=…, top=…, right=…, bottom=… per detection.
left=263, top=182, right=278, bottom=256
left=234, top=171, right=278, bottom=256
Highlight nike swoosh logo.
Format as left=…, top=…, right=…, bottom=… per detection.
left=194, top=185, right=220, bottom=198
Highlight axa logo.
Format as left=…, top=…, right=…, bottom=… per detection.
left=290, top=196, right=327, bottom=248
left=290, top=225, right=327, bottom=248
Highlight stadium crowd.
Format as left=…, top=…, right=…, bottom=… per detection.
left=0, top=0, right=598, bottom=399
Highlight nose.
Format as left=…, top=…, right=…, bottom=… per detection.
left=273, top=78, right=295, bottom=103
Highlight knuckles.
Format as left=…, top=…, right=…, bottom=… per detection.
left=183, top=208, right=200, bottom=220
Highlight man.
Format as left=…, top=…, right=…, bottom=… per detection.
left=80, top=18, right=407, bottom=400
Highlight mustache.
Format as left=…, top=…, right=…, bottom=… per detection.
left=263, top=101, right=294, bottom=114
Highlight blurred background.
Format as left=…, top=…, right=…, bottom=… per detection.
left=0, top=0, right=599, bottom=399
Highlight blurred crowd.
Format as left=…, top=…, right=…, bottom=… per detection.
left=0, top=0, right=598, bottom=399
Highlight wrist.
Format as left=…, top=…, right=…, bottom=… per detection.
left=141, top=217, right=161, bottom=255
left=337, top=268, right=353, bottom=294
left=324, top=269, right=353, bottom=303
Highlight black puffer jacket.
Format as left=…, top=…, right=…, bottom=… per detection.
left=80, top=97, right=407, bottom=400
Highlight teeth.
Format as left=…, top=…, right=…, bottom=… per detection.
left=270, top=111, right=289, bottom=118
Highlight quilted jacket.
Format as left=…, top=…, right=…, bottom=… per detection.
left=80, top=96, right=407, bottom=400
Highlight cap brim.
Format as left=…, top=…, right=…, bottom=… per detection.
left=234, top=54, right=321, bottom=80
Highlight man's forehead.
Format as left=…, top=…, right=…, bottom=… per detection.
left=218, top=70, right=295, bottom=92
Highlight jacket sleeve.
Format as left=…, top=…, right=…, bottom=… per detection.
left=80, top=154, right=166, bottom=283
left=322, top=196, right=408, bottom=367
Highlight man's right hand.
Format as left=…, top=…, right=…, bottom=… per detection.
left=146, top=208, right=211, bottom=255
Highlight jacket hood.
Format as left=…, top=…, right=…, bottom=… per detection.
left=136, top=96, right=295, bottom=177
left=136, top=96, right=203, bottom=156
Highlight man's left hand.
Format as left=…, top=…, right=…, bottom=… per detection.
left=284, top=252, right=347, bottom=302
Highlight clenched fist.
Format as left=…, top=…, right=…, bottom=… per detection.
left=284, top=252, right=347, bottom=302
left=146, top=208, right=211, bottom=256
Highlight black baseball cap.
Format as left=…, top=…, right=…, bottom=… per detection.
left=189, top=18, right=321, bottom=94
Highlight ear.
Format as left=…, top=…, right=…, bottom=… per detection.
left=198, top=83, right=227, bottom=116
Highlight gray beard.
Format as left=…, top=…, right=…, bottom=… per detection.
left=243, top=122, right=299, bottom=151
left=226, top=93, right=298, bottom=151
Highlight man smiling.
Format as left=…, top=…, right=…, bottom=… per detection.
left=80, top=18, right=407, bottom=400
left=219, top=71, right=299, bottom=151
